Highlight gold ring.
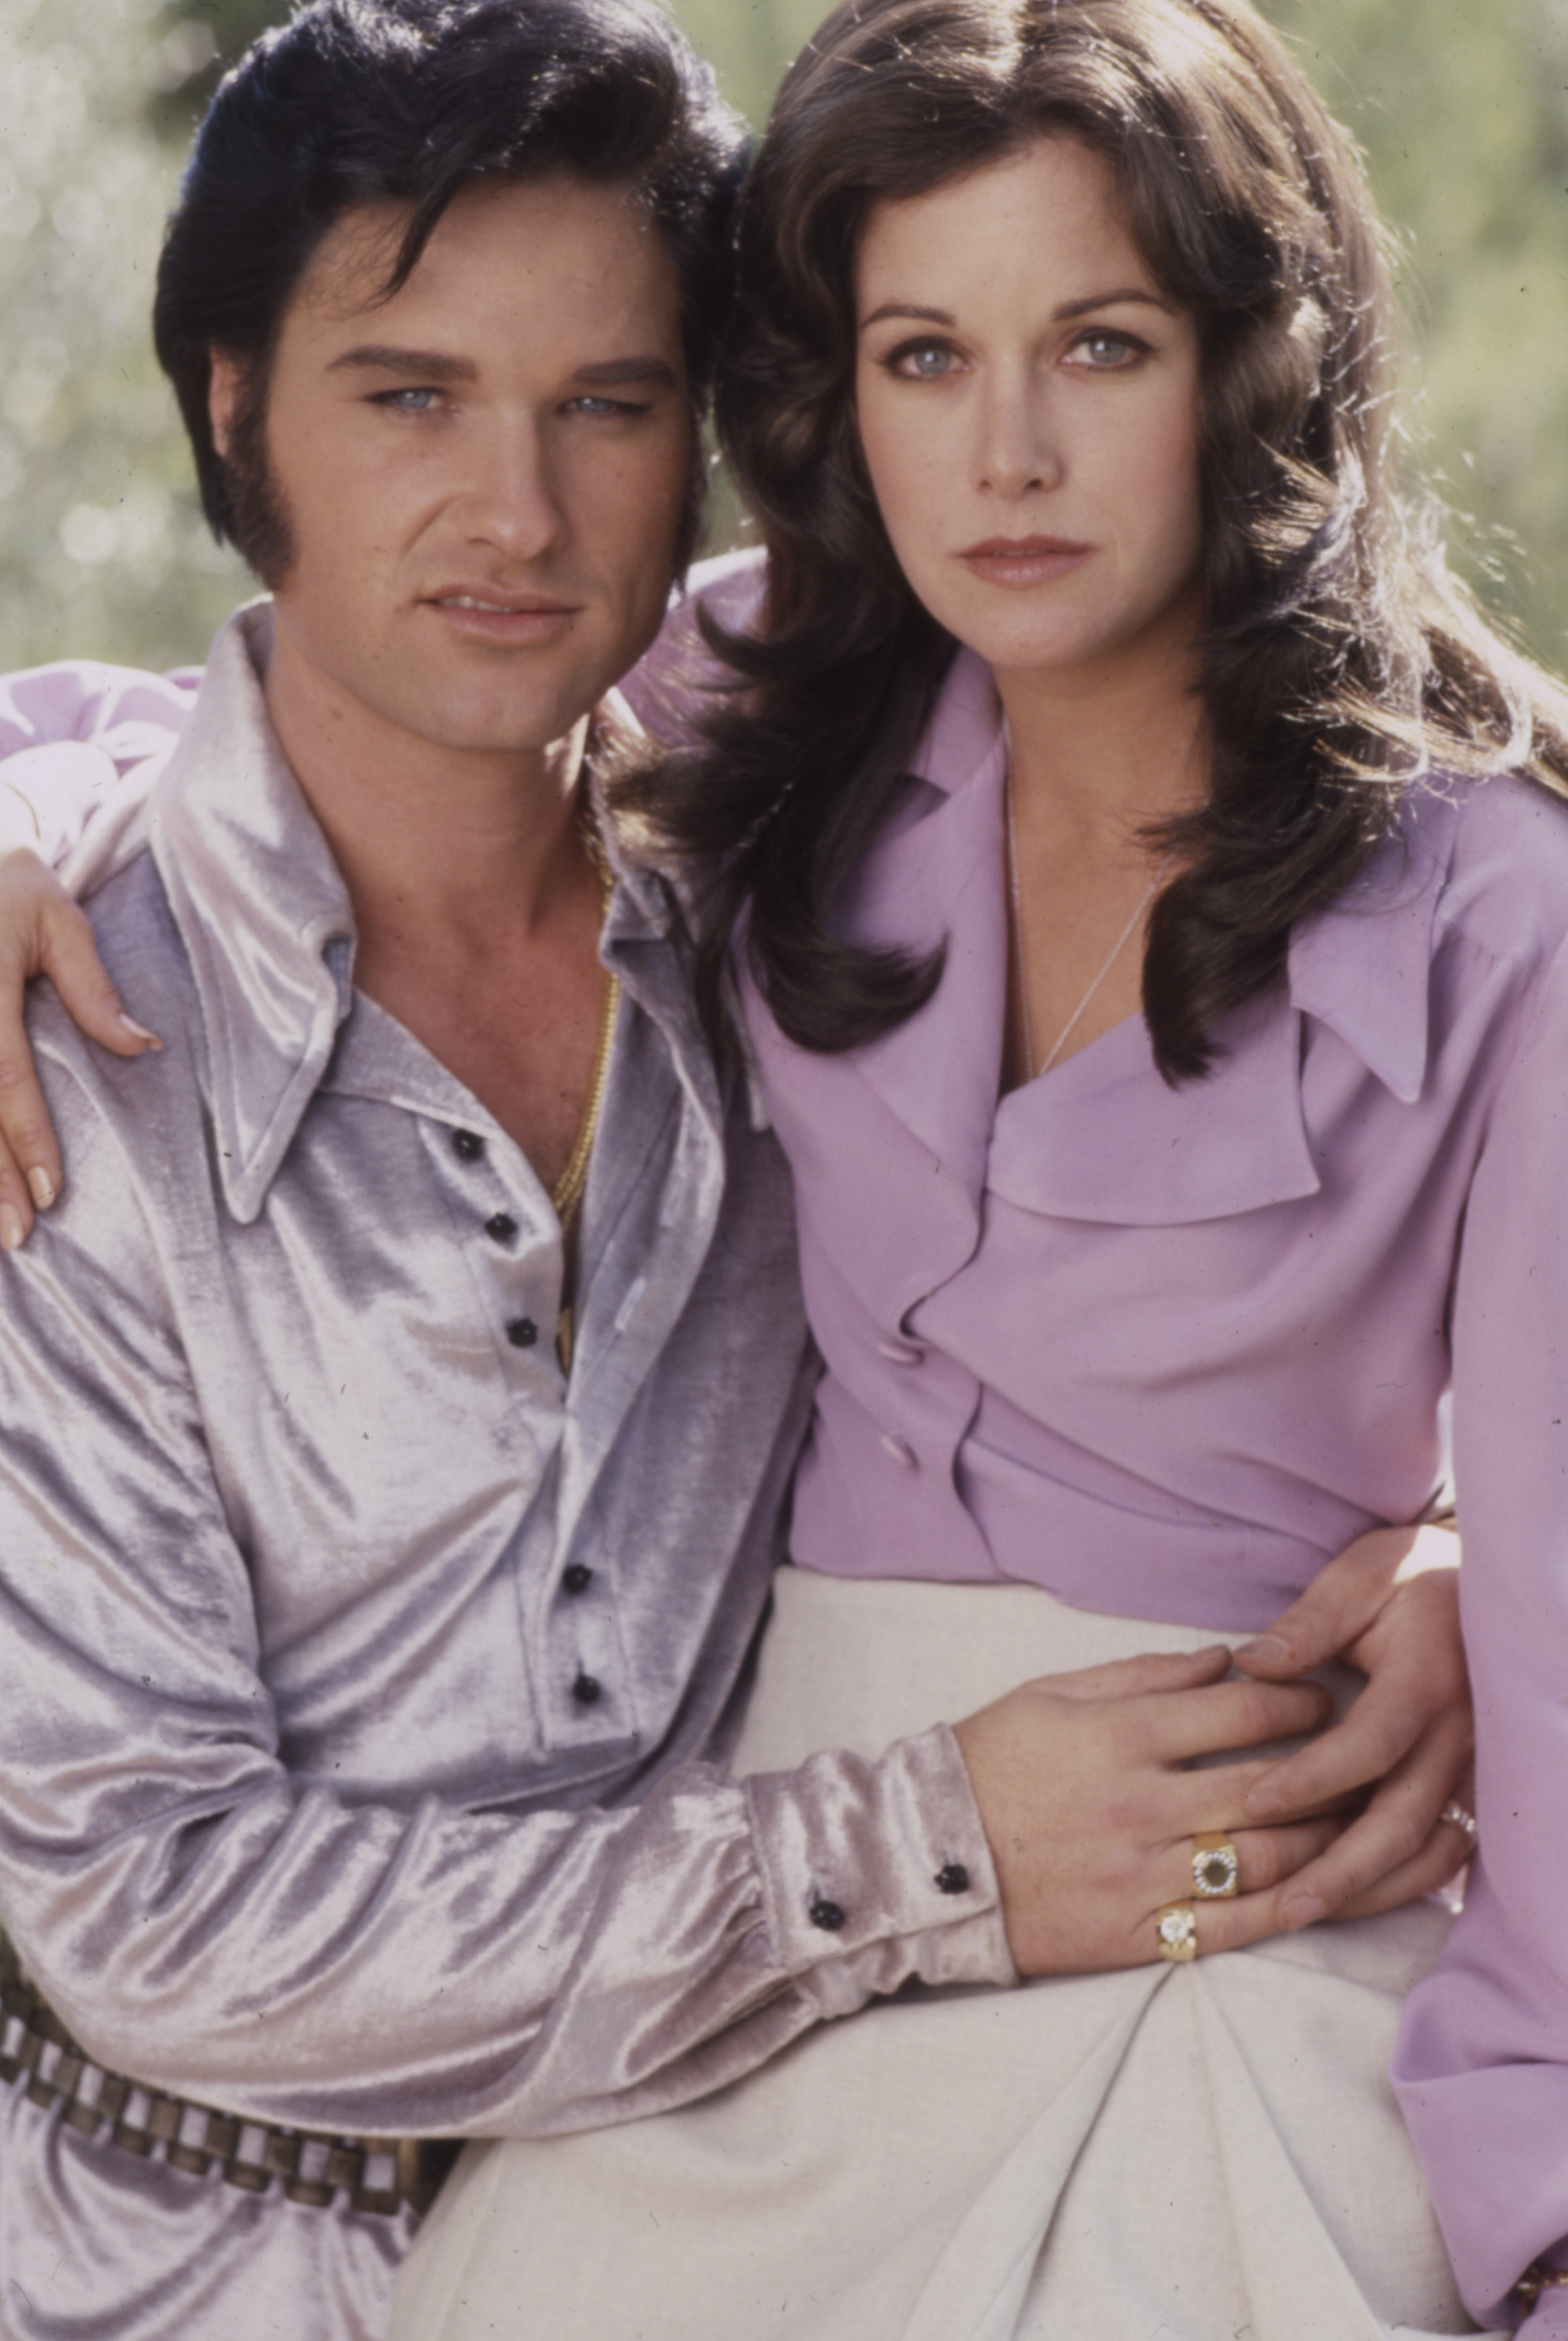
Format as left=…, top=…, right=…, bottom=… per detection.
left=1155, top=1902, right=1197, bottom=1961
left=1440, top=1799, right=1477, bottom=1843
left=1192, top=1832, right=1241, bottom=1899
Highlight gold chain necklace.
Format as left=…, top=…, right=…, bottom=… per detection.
left=1005, top=768, right=1171, bottom=1079
left=553, top=838, right=619, bottom=1372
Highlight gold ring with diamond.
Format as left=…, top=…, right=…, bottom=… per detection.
left=1439, top=1799, right=1477, bottom=1844
left=1191, top=1832, right=1241, bottom=1899
left=1155, top=1902, right=1198, bottom=1961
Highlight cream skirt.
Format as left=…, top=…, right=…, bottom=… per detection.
left=394, top=1571, right=1499, bottom=2341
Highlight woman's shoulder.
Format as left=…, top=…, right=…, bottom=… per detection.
left=620, top=548, right=768, bottom=747
left=1430, top=769, right=1568, bottom=978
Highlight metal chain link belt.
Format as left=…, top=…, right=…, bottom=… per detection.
left=0, top=1932, right=458, bottom=2215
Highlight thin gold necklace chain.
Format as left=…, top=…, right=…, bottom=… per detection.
left=551, top=843, right=619, bottom=1234
left=551, top=838, right=619, bottom=1378
left=1005, top=767, right=1173, bottom=1080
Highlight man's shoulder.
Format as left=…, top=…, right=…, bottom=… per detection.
left=31, top=851, right=203, bottom=1112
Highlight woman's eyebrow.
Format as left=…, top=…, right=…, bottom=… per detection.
left=859, top=287, right=1175, bottom=332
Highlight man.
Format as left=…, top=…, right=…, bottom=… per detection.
left=0, top=4, right=1015, bottom=2335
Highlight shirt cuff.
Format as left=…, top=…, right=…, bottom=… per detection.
left=743, top=1722, right=1017, bottom=2019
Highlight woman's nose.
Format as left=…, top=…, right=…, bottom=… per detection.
left=975, top=374, right=1062, bottom=499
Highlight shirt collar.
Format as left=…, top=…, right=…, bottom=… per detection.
left=148, top=603, right=701, bottom=1224
left=901, top=646, right=1457, bottom=1105
left=1287, top=786, right=1458, bottom=1104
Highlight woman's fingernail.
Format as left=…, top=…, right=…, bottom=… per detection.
left=1236, top=1634, right=1291, bottom=1667
left=1245, top=1785, right=1284, bottom=1819
left=0, top=1205, right=25, bottom=1251
left=118, top=1013, right=162, bottom=1050
left=26, top=1167, right=54, bottom=1210
left=1282, top=1894, right=1326, bottom=1930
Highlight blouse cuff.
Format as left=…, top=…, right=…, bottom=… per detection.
left=744, top=1723, right=1016, bottom=2020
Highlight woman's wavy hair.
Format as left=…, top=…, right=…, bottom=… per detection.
left=627, top=0, right=1568, bottom=1079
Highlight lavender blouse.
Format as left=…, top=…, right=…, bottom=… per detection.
left=724, top=630, right=1568, bottom=2332
left=8, top=582, right=1568, bottom=2328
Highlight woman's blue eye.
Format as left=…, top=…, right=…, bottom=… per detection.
left=893, top=343, right=960, bottom=380
left=378, top=387, right=440, bottom=411
left=1077, top=332, right=1138, bottom=366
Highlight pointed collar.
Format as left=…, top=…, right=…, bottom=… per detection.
left=1287, top=784, right=1458, bottom=1105
left=149, top=604, right=356, bottom=1225
left=148, top=611, right=708, bottom=1226
left=807, top=656, right=1459, bottom=1232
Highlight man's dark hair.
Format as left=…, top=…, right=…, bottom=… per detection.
left=153, top=0, right=744, bottom=578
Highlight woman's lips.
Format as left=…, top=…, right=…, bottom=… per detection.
left=957, top=537, right=1093, bottom=586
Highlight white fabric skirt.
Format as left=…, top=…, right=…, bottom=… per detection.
left=394, top=1571, right=1499, bottom=2341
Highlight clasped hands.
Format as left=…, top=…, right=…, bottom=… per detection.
left=954, top=1523, right=1471, bottom=1974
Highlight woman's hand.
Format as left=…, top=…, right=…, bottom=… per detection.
left=1230, top=1521, right=1471, bottom=1927
left=954, top=1646, right=1347, bottom=1974
left=0, top=843, right=158, bottom=1249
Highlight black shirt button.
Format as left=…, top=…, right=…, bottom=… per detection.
left=452, top=1129, right=485, bottom=1162
left=485, top=1213, right=518, bottom=1245
left=507, top=1317, right=539, bottom=1349
left=571, top=1671, right=601, bottom=1706
left=809, top=1898, right=846, bottom=1933
left=562, top=1564, right=594, bottom=1595
left=934, top=1863, right=971, bottom=1896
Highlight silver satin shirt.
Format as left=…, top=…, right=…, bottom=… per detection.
left=0, top=609, right=1010, bottom=2341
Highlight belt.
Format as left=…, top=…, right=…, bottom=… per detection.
left=0, top=1933, right=459, bottom=2216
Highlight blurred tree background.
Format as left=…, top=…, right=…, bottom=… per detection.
left=0, top=0, right=1564, bottom=673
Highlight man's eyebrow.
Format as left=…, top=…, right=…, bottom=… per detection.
left=324, top=347, right=680, bottom=390
left=327, top=345, right=478, bottom=381
left=859, top=288, right=1175, bottom=330
left=572, top=356, right=681, bottom=389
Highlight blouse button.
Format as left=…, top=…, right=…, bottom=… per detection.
left=571, top=1671, right=601, bottom=1706
left=880, top=1431, right=917, bottom=1468
left=934, top=1864, right=971, bottom=1896
left=507, top=1317, right=539, bottom=1349
left=485, top=1212, right=518, bottom=1245
left=809, top=1898, right=847, bottom=1933
left=452, top=1129, right=485, bottom=1162
left=562, top=1563, right=594, bottom=1595
left=878, top=1339, right=923, bottom=1366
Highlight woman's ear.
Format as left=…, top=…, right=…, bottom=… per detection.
left=208, top=350, right=244, bottom=460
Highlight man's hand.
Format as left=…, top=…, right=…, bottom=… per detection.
left=954, top=1647, right=1346, bottom=1974
left=1231, top=1522, right=1471, bottom=1927
left=0, top=844, right=159, bottom=1249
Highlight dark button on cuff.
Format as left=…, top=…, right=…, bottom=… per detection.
left=571, top=1671, right=601, bottom=1706
left=506, top=1317, right=539, bottom=1349
left=808, top=1898, right=846, bottom=1933
left=934, top=1863, right=971, bottom=1896
left=562, top=1564, right=594, bottom=1595
left=485, top=1213, right=518, bottom=1245
left=452, top=1129, right=485, bottom=1162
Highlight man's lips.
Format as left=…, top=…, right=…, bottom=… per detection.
left=957, top=535, right=1093, bottom=584
left=424, top=588, right=584, bottom=639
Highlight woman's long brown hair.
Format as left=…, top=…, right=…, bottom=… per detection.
left=617, top=0, right=1568, bottom=1081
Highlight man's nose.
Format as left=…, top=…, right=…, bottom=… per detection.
left=459, top=417, right=565, bottom=559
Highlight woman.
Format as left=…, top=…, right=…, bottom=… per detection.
left=387, top=0, right=1568, bottom=2334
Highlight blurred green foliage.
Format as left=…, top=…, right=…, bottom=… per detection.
left=0, top=0, right=1563, bottom=672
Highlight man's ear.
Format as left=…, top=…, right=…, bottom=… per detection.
left=208, top=350, right=244, bottom=461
